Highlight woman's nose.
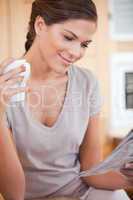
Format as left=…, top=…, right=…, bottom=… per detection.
left=68, top=44, right=82, bottom=61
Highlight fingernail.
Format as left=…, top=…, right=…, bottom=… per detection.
left=125, top=163, right=131, bottom=168
left=21, top=66, right=25, bottom=70
left=27, top=87, right=31, bottom=92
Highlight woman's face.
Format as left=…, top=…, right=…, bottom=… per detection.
left=35, top=17, right=97, bottom=74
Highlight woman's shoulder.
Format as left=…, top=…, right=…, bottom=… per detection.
left=71, top=64, right=98, bottom=85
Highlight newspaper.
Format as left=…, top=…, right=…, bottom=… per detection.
left=79, top=130, right=133, bottom=177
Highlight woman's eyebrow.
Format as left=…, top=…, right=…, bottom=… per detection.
left=63, top=29, right=91, bottom=43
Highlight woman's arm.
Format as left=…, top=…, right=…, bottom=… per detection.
left=79, top=114, right=132, bottom=190
left=0, top=116, right=25, bottom=200
left=0, top=58, right=26, bottom=200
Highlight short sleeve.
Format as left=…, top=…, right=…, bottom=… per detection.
left=88, top=75, right=103, bottom=117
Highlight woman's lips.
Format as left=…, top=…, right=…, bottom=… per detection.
left=58, top=54, right=72, bottom=65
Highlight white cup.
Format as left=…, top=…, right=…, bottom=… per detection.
left=3, top=59, right=31, bottom=102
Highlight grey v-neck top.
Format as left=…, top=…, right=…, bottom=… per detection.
left=5, top=65, right=102, bottom=200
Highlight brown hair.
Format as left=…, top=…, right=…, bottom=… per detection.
left=25, top=0, right=98, bottom=52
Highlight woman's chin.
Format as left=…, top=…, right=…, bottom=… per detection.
left=54, top=64, right=69, bottom=75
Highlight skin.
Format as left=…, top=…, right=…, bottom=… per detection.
left=120, top=162, right=133, bottom=183
left=0, top=58, right=27, bottom=200
left=24, top=16, right=96, bottom=80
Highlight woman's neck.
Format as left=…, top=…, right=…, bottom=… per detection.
left=23, top=45, right=66, bottom=82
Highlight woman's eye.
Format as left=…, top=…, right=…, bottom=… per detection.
left=63, top=35, right=89, bottom=48
left=81, top=44, right=88, bottom=48
left=64, top=35, right=74, bottom=41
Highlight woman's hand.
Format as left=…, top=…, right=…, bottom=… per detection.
left=120, top=162, right=133, bottom=185
left=0, top=58, right=29, bottom=113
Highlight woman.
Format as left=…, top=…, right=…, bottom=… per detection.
left=0, top=0, right=132, bottom=200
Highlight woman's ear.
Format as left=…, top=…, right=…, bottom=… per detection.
left=34, top=16, right=47, bottom=35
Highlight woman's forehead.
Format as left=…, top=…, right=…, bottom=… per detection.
left=57, top=19, right=96, bottom=39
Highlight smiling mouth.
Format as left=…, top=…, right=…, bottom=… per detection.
left=58, top=54, right=72, bottom=65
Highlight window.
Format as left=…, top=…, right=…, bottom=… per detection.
left=109, top=53, right=133, bottom=137
left=108, top=0, right=133, bottom=41
left=125, top=72, right=133, bottom=109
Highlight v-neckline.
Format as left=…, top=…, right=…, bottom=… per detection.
left=24, top=65, right=72, bottom=131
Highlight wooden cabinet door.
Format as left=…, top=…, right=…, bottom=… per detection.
left=8, top=0, right=33, bottom=57
left=0, top=0, right=11, bottom=62
left=0, top=0, right=33, bottom=60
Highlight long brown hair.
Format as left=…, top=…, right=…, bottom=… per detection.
left=25, top=0, right=98, bottom=52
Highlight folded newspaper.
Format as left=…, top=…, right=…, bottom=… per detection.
left=79, top=129, right=133, bottom=177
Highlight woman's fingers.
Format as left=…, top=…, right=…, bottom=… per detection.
left=4, top=76, right=24, bottom=87
left=120, top=162, right=133, bottom=183
left=8, top=87, right=29, bottom=97
left=120, top=168, right=133, bottom=176
left=124, top=162, right=133, bottom=168
left=120, top=170, right=133, bottom=183
left=121, top=162, right=133, bottom=170
left=1, top=86, right=29, bottom=105
left=0, top=58, right=15, bottom=75
left=0, top=76, right=24, bottom=91
left=0, top=65, right=25, bottom=83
